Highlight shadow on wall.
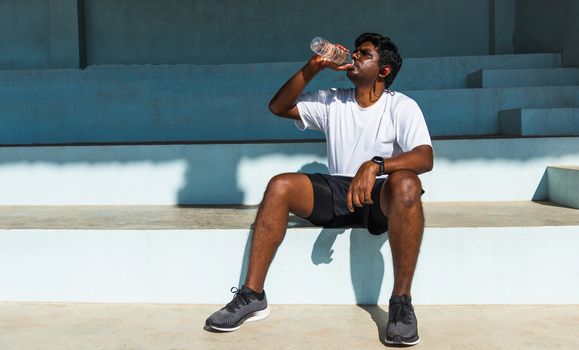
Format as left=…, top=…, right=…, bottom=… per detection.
left=236, top=226, right=391, bottom=304
left=176, top=148, right=245, bottom=205
left=175, top=147, right=328, bottom=205
left=312, top=228, right=390, bottom=305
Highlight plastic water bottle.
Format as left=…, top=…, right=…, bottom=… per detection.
left=310, top=37, right=353, bottom=65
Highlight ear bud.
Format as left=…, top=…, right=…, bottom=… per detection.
left=380, top=66, right=391, bottom=76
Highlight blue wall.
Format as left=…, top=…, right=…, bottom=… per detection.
left=0, top=0, right=81, bottom=70
left=3, top=1, right=575, bottom=68
left=83, top=0, right=491, bottom=65
left=0, top=0, right=50, bottom=69
left=514, top=0, right=579, bottom=66
left=2, top=0, right=493, bottom=69
left=0, top=0, right=576, bottom=145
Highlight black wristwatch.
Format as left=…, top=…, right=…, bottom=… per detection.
left=371, top=156, right=385, bottom=175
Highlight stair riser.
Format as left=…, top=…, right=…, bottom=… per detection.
left=1, top=137, right=578, bottom=205
left=0, top=226, right=577, bottom=304
left=468, top=68, right=579, bottom=88
left=499, top=109, right=579, bottom=136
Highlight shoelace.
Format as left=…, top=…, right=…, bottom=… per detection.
left=225, top=287, right=253, bottom=312
left=390, top=298, right=413, bottom=325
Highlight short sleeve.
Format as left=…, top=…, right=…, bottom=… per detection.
left=295, top=89, right=332, bottom=132
left=394, top=98, right=432, bottom=152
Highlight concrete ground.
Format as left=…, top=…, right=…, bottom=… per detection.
left=0, top=303, right=578, bottom=350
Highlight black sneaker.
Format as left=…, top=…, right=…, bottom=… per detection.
left=385, top=295, right=420, bottom=346
left=205, top=286, right=270, bottom=332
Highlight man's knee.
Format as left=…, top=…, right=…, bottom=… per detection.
left=262, top=173, right=314, bottom=218
left=386, top=170, right=422, bottom=208
left=265, top=174, right=291, bottom=197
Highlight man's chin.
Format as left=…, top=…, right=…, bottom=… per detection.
left=346, top=70, right=357, bottom=82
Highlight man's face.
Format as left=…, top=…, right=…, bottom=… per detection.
left=346, top=41, right=382, bottom=84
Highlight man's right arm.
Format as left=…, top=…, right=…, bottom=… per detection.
left=269, top=51, right=353, bottom=121
left=268, top=56, right=324, bottom=120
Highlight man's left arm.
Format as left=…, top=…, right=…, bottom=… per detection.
left=346, top=145, right=433, bottom=212
left=382, top=144, right=433, bottom=175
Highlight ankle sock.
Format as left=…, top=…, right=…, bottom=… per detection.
left=242, top=286, right=266, bottom=301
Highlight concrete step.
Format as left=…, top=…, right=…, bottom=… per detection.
left=0, top=202, right=578, bottom=305
left=1, top=85, right=579, bottom=144
left=0, top=52, right=561, bottom=93
left=408, top=86, right=579, bottom=136
left=0, top=56, right=569, bottom=144
left=468, top=68, right=579, bottom=88
left=499, top=108, right=579, bottom=136
left=1, top=137, right=579, bottom=205
left=548, top=165, right=579, bottom=209
left=395, top=53, right=562, bottom=90
left=1, top=303, right=578, bottom=350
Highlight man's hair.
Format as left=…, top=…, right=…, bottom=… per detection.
left=355, top=33, right=402, bottom=89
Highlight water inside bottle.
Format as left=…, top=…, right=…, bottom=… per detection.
left=311, top=37, right=352, bottom=65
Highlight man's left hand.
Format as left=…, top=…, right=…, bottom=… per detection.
left=346, top=160, right=381, bottom=212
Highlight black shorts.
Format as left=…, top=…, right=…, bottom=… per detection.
left=304, top=173, right=389, bottom=235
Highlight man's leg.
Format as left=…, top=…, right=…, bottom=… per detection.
left=379, top=169, right=424, bottom=345
left=244, top=173, right=315, bottom=293
left=379, top=169, right=424, bottom=296
left=205, top=173, right=315, bottom=331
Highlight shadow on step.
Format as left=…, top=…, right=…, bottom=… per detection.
left=359, top=304, right=389, bottom=346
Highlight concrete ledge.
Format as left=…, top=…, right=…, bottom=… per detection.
left=548, top=166, right=579, bottom=209
left=2, top=202, right=579, bottom=230
left=1, top=202, right=578, bottom=305
left=499, top=108, right=579, bottom=136
left=467, top=68, right=579, bottom=88
left=1, top=225, right=578, bottom=305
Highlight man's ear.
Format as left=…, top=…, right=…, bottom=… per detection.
left=379, top=66, right=392, bottom=78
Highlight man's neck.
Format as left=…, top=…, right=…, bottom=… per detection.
left=354, top=83, right=385, bottom=108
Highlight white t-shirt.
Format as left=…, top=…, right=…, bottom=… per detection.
left=296, top=88, right=432, bottom=178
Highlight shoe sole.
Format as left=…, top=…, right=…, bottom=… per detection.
left=384, top=336, right=420, bottom=346
left=209, top=305, right=271, bottom=332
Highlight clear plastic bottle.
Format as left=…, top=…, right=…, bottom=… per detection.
left=310, top=37, right=353, bottom=65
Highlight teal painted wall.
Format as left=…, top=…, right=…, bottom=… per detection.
left=3, top=1, right=576, bottom=68
left=0, top=0, right=50, bottom=69
left=2, top=0, right=493, bottom=69
left=0, top=0, right=81, bottom=69
left=514, top=0, right=579, bottom=66
left=0, top=0, right=576, bottom=145
left=83, top=0, right=491, bottom=65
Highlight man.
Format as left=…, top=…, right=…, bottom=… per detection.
left=206, top=33, right=433, bottom=346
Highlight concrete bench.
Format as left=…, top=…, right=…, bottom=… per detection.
left=0, top=202, right=578, bottom=305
